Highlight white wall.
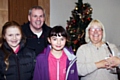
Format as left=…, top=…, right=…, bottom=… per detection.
left=50, top=0, right=77, bottom=27
left=50, top=0, right=120, bottom=49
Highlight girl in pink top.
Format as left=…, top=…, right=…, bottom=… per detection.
left=33, top=26, right=79, bottom=80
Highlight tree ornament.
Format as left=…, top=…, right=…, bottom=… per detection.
left=73, top=20, right=76, bottom=23
left=70, top=30, right=73, bottom=34
left=69, top=25, right=71, bottom=28
left=75, top=7, right=78, bottom=10
left=73, top=48, right=76, bottom=52
left=73, top=40, right=78, bottom=44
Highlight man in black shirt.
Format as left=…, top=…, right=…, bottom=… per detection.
left=22, top=6, right=51, bottom=56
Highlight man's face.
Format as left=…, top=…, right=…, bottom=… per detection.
left=28, top=9, right=45, bottom=31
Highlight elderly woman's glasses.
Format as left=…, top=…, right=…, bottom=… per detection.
left=89, top=28, right=103, bottom=32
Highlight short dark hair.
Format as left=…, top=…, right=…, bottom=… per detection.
left=48, top=25, right=68, bottom=39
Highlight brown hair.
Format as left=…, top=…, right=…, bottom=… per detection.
left=1, top=21, right=25, bottom=71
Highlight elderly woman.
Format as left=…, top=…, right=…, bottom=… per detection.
left=76, top=19, right=120, bottom=80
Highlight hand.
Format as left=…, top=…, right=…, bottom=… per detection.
left=95, top=59, right=109, bottom=69
left=106, top=55, right=120, bottom=67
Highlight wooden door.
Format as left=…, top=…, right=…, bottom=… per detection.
left=38, top=0, right=50, bottom=26
left=8, top=0, right=38, bottom=25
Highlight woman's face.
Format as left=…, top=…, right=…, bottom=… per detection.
left=4, top=27, right=22, bottom=49
left=88, top=24, right=103, bottom=44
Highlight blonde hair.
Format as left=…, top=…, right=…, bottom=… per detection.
left=85, top=19, right=106, bottom=43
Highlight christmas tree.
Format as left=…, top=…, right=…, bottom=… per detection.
left=66, top=0, right=93, bottom=54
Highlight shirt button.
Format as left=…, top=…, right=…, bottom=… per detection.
left=38, top=42, right=40, bottom=44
